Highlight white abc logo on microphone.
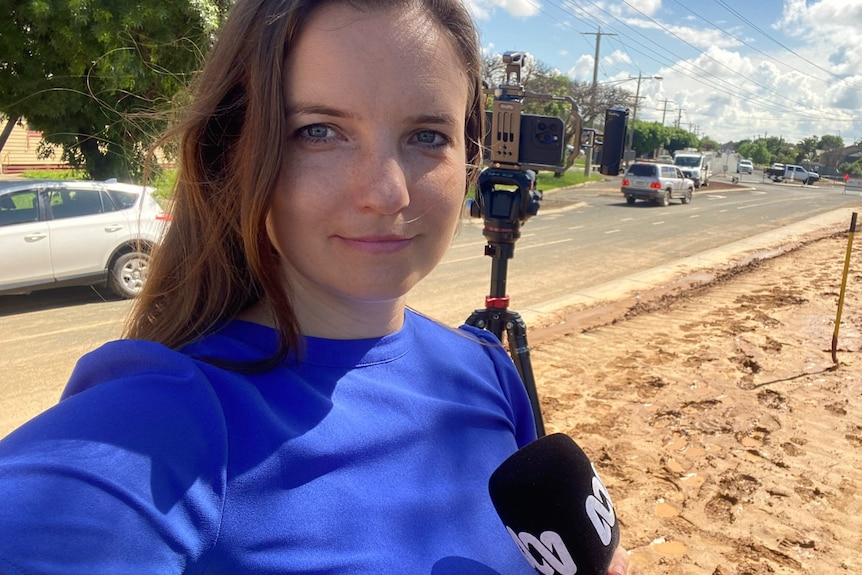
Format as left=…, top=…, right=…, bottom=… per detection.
left=585, top=466, right=616, bottom=546
left=504, top=468, right=617, bottom=575
left=505, top=526, right=578, bottom=575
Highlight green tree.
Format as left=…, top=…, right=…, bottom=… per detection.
left=761, top=136, right=796, bottom=165
left=698, top=136, right=719, bottom=151
left=749, top=141, right=771, bottom=166
left=818, top=134, right=844, bottom=152
left=632, top=120, right=668, bottom=158
left=796, top=135, right=819, bottom=163
left=1, top=0, right=231, bottom=181
left=737, top=140, right=770, bottom=166
left=665, top=127, right=698, bottom=155
left=839, top=159, right=862, bottom=177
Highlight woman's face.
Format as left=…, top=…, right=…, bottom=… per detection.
left=268, top=3, right=470, bottom=336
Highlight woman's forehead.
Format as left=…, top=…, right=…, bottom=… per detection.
left=285, top=4, right=469, bottom=111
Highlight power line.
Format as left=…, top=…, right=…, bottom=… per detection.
left=714, top=0, right=862, bottom=91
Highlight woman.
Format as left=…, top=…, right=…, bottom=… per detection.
left=0, top=1, right=628, bottom=573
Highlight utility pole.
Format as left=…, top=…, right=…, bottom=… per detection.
left=675, top=108, right=684, bottom=129
left=658, top=99, right=673, bottom=126
left=625, top=73, right=662, bottom=160
left=581, top=26, right=616, bottom=176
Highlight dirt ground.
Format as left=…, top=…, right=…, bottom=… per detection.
left=527, top=227, right=862, bottom=574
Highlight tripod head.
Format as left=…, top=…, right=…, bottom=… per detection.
left=468, top=167, right=541, bottom=243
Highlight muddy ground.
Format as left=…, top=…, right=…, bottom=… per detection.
left=528, top=229, right=861, bottom=574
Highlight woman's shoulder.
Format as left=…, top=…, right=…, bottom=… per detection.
left=406, top=308, right=503, bottom=346
left=64, top=320, right=276, bottom=400
left=404, top=309, right=515, bottom=373
left=62, top=338, right=206, bottom=400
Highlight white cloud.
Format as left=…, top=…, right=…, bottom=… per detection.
left=603, top=49, right=633, bottom=68
left=567, top=54, right=597, bottom=82
left=774, top=0, right=862, bottom=78
left=623, top=0, right=663, bottom=17
left=655, top=41, right=861, bottom=143
left=619, top=15, right=740, bottom=52
left=464, top=0, right=542, bottom=19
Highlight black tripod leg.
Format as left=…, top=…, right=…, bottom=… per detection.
left=504, top=312, right=546, bottom=438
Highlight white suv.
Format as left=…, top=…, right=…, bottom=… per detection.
left=0, top=179, right=169, bottom=298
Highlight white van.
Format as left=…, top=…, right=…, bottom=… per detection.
left=673, top=152, right=711, bottom=188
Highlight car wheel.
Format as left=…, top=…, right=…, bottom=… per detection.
left=626, top=196, right=636, bottom=205
left=660, top=190, right=671, bottom=207
left=109, top=251, right=151, bottom=299
left=681, top=188, right=692, bottom=204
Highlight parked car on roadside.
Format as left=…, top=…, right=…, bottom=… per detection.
left=0, top=179, right=169, bottom=298
left=621, top=162, right=694, bottom=206
left=737, top=159, right=754, bottom=174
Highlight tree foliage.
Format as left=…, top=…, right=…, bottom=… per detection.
left=735, top=133, right=845, bottom=168
left=817, top=134, right=844, bottom=152
left=632, top=120, right=667, bottom=157
left=736, top=140, right=771, bottom=166
left=1, top=0, right=231, bottom=181
left=838, top=159, right=862, bottom=177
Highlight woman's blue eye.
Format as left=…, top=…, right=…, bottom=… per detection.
left=301, top=125, right=333, bottom=139
left=414, top=130, right=448, bottom=147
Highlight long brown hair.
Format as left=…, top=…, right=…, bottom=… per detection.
left=125, top=0, right=485, bottom=368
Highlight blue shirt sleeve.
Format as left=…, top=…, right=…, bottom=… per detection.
left=0, top=340, right=227, bottom=574
left=458, top=324, right=538, bottom=448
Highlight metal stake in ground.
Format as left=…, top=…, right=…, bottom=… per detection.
left=832, top=212, right=858, bottom=364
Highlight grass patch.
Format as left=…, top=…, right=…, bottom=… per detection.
left=536, top=168, right=603, bottom=191
left=19, top=168, right=177, bottom=206
left=147, top=169, right=177, bottom=204
left=20, top=169, right=88, bottom=180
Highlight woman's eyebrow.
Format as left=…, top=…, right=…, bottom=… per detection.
left=286, top=103, right=355, bottom=119
left=287, top=105, right=459, bottom=127
left=408, top=113, right=460, bottom=126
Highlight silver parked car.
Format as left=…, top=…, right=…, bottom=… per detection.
left=621, top=162, right=694, bottom=206
left=0, top=179, right=169, bottom=298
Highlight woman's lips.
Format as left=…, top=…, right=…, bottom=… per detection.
left=337, top=235, right=413, bottom=254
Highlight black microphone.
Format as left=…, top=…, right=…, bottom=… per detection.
left=488, top=433, right=620, bottom=575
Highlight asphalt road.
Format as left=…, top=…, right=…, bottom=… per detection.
left=409, top=167, right=861, bottom=326
left=1, top=169, right=860, bottom=436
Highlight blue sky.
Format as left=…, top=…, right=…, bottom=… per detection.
left=466, top=0, right=862, bottom=146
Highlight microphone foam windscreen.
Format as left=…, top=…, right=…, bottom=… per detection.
left=488, top=433, right=620, bottom=575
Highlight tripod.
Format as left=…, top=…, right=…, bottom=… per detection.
left=465, top=168, right=546, bottom=438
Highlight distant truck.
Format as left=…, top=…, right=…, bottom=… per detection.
left=764, top=163, right=820, bottom=185
left=673, top=151, right=711, bottom=188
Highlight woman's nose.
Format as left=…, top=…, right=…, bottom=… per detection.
left=351, top=143, right=410, bottom=214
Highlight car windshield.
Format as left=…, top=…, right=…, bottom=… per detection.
left=627, top=164, right=657, bottom=177
left=674, top=156, right=700, bottom=167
